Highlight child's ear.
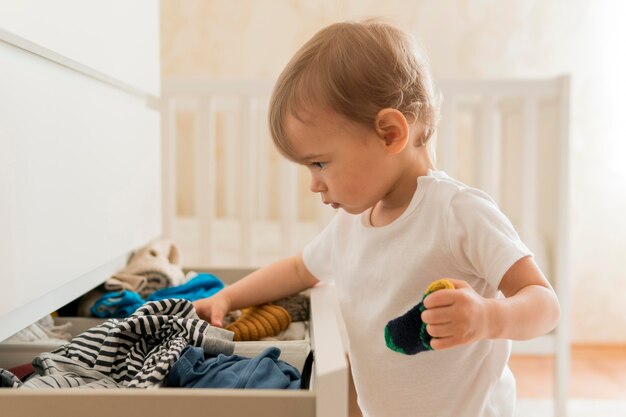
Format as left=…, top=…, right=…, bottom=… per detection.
left=374, top=108, right=409, bottom=154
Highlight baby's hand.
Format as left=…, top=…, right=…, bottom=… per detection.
left=193, top=292, right=231, bottom=328
left=420, top=279, right=494, bottom=350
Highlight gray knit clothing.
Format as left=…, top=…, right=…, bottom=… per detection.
left=272, top=292, right=310, bottom=322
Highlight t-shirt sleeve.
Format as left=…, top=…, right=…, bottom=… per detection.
left=447, top=189, right=532, bottom=290
left=302, top=213, right=340, bottom=283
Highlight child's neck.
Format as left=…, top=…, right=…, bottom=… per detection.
left=369, top=147, right=433, bottom=227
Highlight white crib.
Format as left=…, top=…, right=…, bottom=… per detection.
left=161, top=76, right=571, bottom=417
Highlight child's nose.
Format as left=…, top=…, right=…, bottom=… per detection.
left=309, top=174, right=327, bottom=193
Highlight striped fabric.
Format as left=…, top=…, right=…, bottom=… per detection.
left=0, top=369, right=21, bottom=388
left=25, top=353, right=121, bottom=389
left=15, top=299, right=235, bottom=389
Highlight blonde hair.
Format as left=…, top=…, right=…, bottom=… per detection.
left=269, top=19, right=440, bottom=160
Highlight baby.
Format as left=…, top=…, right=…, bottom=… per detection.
left=194, top=19, right=560, bottom=417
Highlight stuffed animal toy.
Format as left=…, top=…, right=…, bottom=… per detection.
left=384, top=278, right=455, bottom=355
left=104, top=238, right=185, bottom=297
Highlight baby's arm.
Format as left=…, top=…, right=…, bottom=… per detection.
left=421, top=255, right=560, bottom=350
left=193, top=253, right=319, bottom=327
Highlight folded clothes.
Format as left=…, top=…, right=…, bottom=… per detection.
left=91, top=290, right=145, bottom=318
left=150, top=272, right=224, bottom=300
left=92, top=273, right=225, bottom=318
left=166, top=346, right=301, bottom=389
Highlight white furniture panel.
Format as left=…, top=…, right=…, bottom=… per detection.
left=0, top=0, right=159, bottom=95
left=0, top=40, right=161, bottom=342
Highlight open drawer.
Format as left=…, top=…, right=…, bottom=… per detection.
left=0, top=269, right=348, bottom=417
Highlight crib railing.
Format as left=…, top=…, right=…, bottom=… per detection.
left=161, top=76, right=571, bottom=417
left=162, top=77, right=569, bottom=275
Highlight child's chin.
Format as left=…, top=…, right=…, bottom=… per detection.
left=342, top=206, right=367, bottom=215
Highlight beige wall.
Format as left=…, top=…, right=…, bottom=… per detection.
left=161, top=0, right=626, bottom=343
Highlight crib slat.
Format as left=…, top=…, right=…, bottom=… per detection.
left=196, top=97, right=217, bottom=265
left=554, top=75, right=571, bottom=417
left=438, top=96, right=457, bottom=176
left=280, top=160, right=298, bottom=257
left=225, top=105, right=238, bottom=219
left=240, top=96, right=255, bottom=266
left=257, top=101, right=270, bottom=220
left=477, top=95, right=501, bottom=202
left=520, top=96, right=538, bottom=240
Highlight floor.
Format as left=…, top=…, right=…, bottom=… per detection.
left=348, top=344, right=626, bottom=417
left=509, top=344, right=626, bottom=400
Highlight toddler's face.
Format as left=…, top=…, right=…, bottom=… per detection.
left=284, top=107, right=395, bottom=215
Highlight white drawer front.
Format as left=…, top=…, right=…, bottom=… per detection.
left=0, top=0, right=159, bottom=95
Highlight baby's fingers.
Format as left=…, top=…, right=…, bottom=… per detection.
left=210, top=310, right=225, bottom=328
left=193, top=299, right=215, bottom=322
left=429, top=336, right=462, bottom=351
left=421, top=306, right=453, bottom=324
left=423, top=289, right=456, bottom=309
left=423, top=279, right=474, bottom=309
left=426, top=323, right=453, bottom=338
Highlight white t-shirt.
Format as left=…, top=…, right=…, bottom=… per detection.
left=303, top=170, right=531, bottom=417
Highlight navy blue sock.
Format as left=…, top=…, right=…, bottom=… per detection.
left=384, top=279, right=455, bottom=355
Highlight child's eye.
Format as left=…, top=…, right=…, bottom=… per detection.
left=311, top=162, right=326, bottom=170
